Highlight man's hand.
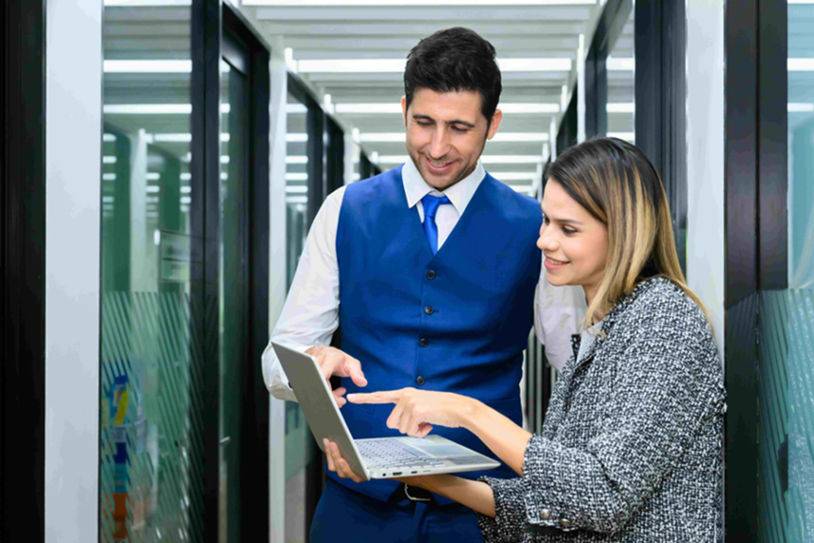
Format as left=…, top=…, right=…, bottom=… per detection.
left=347, top=388, right=477, bottom=437
left=323, top=439, right=365, bottom=483
left=305, top=345, right=367, bottom=407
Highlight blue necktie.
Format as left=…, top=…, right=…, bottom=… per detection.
left=421, top=194, right=451, bottom=255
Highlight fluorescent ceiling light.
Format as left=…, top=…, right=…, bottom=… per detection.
left=298, top=57, right=570, bottom=73
left=335, top=103, right=401, bottom=114
left=481, top=155, right=544, bottom=164
left=103, top=103, right=229, bottom=114
left=104, top=0, right=190, bottom=6
left=789, top=103, right=814, bottom=112
left=607, top=56, right=634, bottom=71
left=359, top=133, right=404, bottom=142
left=606, top=102, right=634, bottom=113
left=103, top=173, right=117, bottom=181
left=244, top=0, right=596, bottom=5
left=286, top=156, right=308, bottom=164
left=286, top=186, right=309, bottom=194
left=104, top=60, right=191, bottom=73
left=286, top=173, right=308, bottom=181
left=103, top=134, right=116, bottom=142
left=287, top=103, right=308, bottom=114
left=104, top=104, right=191, bottom=114
left=150, top=133, right=230, bottom=143
left=491, top=132, right=550, bottom=142
left=497, top=58, right=571, bottom=72
left=789, top=58, right=814, bottom=71
left=490, top=172, right=539, bottom=181
left=509, top=185, right=535, bottom=193
left=103, top=156, right=117, bottom=164
left=146, top=185, right=161, bottom=194
left=298, top=59, right=405, bottom=73
left=286, top=133, right=308, bottom=142
left=335, top=103, right=558, bottom=115
left=499, top=103, right=560, bottom=114
left=607, top=131, right=635, bottom=141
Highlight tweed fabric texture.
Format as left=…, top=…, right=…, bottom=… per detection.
left=478, top=276, right=726, bottom=542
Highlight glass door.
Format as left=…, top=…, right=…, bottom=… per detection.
left=756, top=3, right=814, bottom=541
left=218, top=35, right=249, bottom=543
left=99, top=4, right=270, bottom=542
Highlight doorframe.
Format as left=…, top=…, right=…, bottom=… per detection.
left=1, top=1, right=46, bottom=540
left=722, top=0, right=788, bottom=539
left=222, top=5, right=272, bottom=541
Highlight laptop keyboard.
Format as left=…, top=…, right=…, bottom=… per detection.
left=356, top=439, right=446, bottom=469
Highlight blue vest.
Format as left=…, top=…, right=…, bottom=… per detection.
left=333, top=166, right=541, bottom=502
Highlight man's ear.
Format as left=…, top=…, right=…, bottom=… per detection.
left=486, top=109, right=503, bottom=140
left=401, top=95, right=408, bottom=127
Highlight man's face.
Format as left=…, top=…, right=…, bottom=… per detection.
left=402, top=88, right=502, bottom=191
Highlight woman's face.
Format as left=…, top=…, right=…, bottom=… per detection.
left=537, top=179, right=609, bottom=300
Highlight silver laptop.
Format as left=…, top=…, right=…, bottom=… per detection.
left=273, top=342, right=500, bottom=481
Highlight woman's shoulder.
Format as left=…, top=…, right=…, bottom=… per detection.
left=609, top=276, right=718, bottom=360
left=622, top=276, right=707, bottom=325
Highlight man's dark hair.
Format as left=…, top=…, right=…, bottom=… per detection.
left=404, top=27, right=502, bottom=121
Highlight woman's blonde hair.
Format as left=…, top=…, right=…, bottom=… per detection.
left=546, top=137, right=705, bottom=326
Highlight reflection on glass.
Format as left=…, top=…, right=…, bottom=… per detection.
left=218, top=58, right=248, bottom=543
left=607, top=12, right=635, bottom=143
left=284, top=91, right=317, bottom=543
left=757, top=4, right=814, bottom=542
left=286, top=94, right=309, bottom=288
left=99, top=4, right=201, bottom=542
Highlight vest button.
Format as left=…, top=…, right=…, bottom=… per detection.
left=424, top=305, right=434, bottom=315
left=416, top=375, right=425, bottom=386
left=425, top=269, right=436, bottom=280
left=418, top=337, right=429, bottom=347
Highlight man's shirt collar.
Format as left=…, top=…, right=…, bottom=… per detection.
left=402, top=156, right=485, bottom=215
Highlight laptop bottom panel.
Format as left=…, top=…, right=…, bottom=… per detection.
left=356, top=435, right=501, bottom=479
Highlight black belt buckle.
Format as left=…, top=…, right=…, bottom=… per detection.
left=403, top=483, right=432, bottom=502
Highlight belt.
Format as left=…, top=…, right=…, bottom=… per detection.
left=402, top=483, right=433, bottom=503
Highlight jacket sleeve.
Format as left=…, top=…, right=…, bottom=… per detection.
left=481, top=298, right=725, bottom=536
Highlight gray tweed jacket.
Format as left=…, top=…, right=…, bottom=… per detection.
left=478, top=276, right=726, bottom=542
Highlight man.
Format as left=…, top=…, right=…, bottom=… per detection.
left=263, top=27, right=584, bottom=542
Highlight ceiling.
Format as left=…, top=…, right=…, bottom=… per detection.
left=100, top=0, right=635, bottom=198
left=238, top=0, right=634, bottom=194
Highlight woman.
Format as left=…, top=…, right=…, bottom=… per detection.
left=326, top=138, right=726, bottom=542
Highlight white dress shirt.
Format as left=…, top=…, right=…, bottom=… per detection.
left=262, top=159, right=585, bottom=401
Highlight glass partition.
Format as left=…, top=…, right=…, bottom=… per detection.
left=219, top=54, right=249, bottom=543
left=100, top=3, right=203, bottom=541
left=757, top=3, right=814, bottom=541
left=607, top=10, right=635, bottom=143
left=284, top=90, right=317, bottom=543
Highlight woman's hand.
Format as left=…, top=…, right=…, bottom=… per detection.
left=323, top=439, right=365, bottom=483
left=347, top=388, right=478, bottom=438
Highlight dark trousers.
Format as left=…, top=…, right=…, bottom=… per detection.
left=310, top=479, right=484, bottom=543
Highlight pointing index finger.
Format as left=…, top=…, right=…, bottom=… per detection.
left=347, top=390, right=401, bottom=404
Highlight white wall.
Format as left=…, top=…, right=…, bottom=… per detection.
left=267, top=36, right=289, bottom=543
left=685, top=0, right=726, bottom=356
left=44, top=0, right=102, bottom=541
